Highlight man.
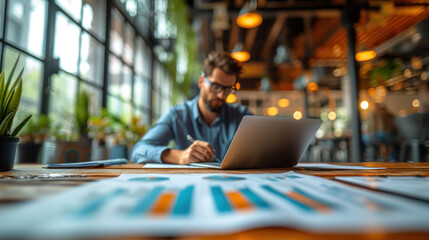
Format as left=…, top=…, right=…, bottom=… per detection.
left=131, top=52, right=252, bottom=164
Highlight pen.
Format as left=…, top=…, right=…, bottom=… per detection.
left=187, top=134, right=221, bottom=162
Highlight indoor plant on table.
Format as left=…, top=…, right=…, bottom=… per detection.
left=49, top=89, right=93, bottom=163
left=17, top=114, right=51, bottom=163
left=0, top=55, right=32, bottom=171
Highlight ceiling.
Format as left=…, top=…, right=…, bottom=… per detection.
left=187, top=0, right=429, bottom=91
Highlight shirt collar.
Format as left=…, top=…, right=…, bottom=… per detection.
left=191, top=94, right=227, bottom=125
left=191, top=95, right=201, bottom=121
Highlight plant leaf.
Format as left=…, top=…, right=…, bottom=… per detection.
left=0, top=111, right=15, bottom=135
left=4, top=79, right=22, bottom=119
left=0, top=71, right=5, bottom=120
left=4, top=54, right=20, bottom=99
left=11, top=114, right=32, bottom=137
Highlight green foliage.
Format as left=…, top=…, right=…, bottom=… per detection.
left=369, top=59, right=402, bottom=86
left=75, top=89, right=90, bottom=137
left=165, top=0, right=201, bottom=100
left=0, top=55, right=32, bottom=137
left=89, top=108, right=113, bottom=145
left=20, top=114, right=51, bottom=143
left=102, top=110, right=147, bottom=146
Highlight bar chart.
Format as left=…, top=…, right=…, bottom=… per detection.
left=2, top=172, right=429, bottom=239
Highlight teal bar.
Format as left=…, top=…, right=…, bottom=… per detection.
left=76, top=188, right=126, bottom=217
left=211, top=186, right=232, bottom=213
left=292, top=187, right=335, bottom=209
left=240, top=188, right=270, bottom=209
left=172, top=185, right=194, bottom=216
left=262, top=185, right=314, bottom=212
left=129, top=186, right=164, bottom=216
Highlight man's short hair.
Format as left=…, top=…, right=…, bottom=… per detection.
left=203, top=52, right=242, bottom=81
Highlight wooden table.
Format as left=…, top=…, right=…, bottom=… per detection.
left=1, top=162, right=429, bottom=239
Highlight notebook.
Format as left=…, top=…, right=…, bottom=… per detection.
left=190, top=116, right=322, bottom=169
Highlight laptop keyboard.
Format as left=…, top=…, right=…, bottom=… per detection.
left=189, top=162, right=221, bottom=168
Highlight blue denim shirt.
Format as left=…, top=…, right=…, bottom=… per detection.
left=130, top=96, right=252, bottom=163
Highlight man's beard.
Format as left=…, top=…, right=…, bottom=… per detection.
left=204, top=97, right=225, bottom=113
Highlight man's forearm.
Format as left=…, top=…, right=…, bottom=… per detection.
left=161, top=149, right=183, bottom=164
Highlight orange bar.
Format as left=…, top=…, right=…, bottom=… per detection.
left=287, top=192, right=330, bottom=213
left=226, top=191, right=253, bottom=211
left=150, top=192, right=175, bottom=216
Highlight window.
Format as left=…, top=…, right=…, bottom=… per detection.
left=82, top=0, right=105, bottom=41
left=55, top=0, right=81, bottom=21
left=0, top=0, right=172, bottom=136
left=2, top=47, right=43, bottom=123
left=54, top=12, right=80, bottom=74
left=50, top=72, right=78, bottom=133
left=6, top=0, right=46, bottom=58
left=152, top=60, right=172, bottom=121
left=110, top=8, right=124, bottom=57
left=1, top=0, right=46, bottom=117
left=0, top=0, right=4, bottom=39
left=80, top=32, right=104, bottom=86
left=134, top=37, right=151, bottom=125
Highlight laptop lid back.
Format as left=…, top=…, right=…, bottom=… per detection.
left=221, top=116, right=322, bottom=169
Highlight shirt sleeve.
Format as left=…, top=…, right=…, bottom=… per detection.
left=130, top=109, right=175, bottom=163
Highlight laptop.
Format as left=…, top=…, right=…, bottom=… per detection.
left=190, top=115, right=322, bottom=169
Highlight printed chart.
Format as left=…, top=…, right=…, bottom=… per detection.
left=1, top=172, right=429, bottom=238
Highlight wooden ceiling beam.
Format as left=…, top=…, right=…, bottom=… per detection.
left=228, top=18, right=239, bottom=53
left=201, top=17, right=209, bottom=56
left=244, top=28, right=259, bottom=53
left=260, top=15, right=286, bottom=60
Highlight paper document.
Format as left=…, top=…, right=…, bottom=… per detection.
left=296, top=163, right=385, bottom=170
left=1, top=172, right=428, bottom=239
left=335, top=176, right=429, bottom=202
left=143, top=163, right=385, bottom=170
left=142, top=163, right=201, bottom=169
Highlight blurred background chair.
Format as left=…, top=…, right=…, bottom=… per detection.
left=395, top=113, right=429, bottom=162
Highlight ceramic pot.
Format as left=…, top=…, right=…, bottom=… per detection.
left=0, top=137, right=19, bottom=171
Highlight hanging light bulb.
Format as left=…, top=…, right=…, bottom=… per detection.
left=355, top=44, right=376, bottom=62
left=236, top=0, right=262, bottom=28
left=231, top=42, right=250, bottom=62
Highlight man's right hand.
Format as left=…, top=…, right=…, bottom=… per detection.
left=161, top=140, right=216, bottom=165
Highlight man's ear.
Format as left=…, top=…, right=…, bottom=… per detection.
left=198, top=75, right=204, bottom=89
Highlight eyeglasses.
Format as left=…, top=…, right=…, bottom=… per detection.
left=203, top=75, right=237, bottom=95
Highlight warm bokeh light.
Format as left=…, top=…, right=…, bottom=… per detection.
left=421, top=72, right=428, bottom=81
left=334, top=129, right=342, bottom=137
left=277, top=98, right=290, bottom=108
left=412, top=99, right=420, bottom=108
left=360, top=100, right=369, bottom=110
left=374, top=85, right=387, bottom=103
left=266, top=107, right=279, bottom=116
left=226, top=94, right=237, bottom=103
left=293, top=111, right=302, bottom=120
left=231, top=51, right=250, bottom=62
left=368, top=88, right=376, bottom=98
left=355, top=50, right=376, bottom=62
left=236, top=12, right=262, bottom=28
left=328, top=111, right=336, bottom=120
left=235, top=82, right=241, bottom=90
left=307, top=82, right=319, bottom=92
left=404, top=68, right=412, bottom=78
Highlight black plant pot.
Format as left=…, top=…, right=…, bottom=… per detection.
left=16, top=143, right=43, bottom=163
left=0, top=137, right=19, bottom=171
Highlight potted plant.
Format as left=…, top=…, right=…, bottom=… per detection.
left=0, top=55, right=32, bottom=171
left=109, top=115, right=147, bottom=159
left=48, top=89, right=93, bottom=163
left=89, top=108, right=112, bottom=160
left=16, top=114, right=51, bottom=163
